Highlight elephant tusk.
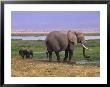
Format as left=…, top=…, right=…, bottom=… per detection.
left=82, top=44, right=89, bottom=50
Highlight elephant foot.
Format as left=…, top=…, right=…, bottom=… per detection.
left=57, top=59, right=61, bottom=62
left=68, top=60, right=76, bottom=64
left=68, top=60, right=72, bottom=63
left=63, top=60, right=67, bottom=62
left=63, top=58, right=67, bottom=62
left=49, top=59, right=52, bottom=61
left=85, top=58, right=92, bottom=61
left=22, top=57, right=25, bottom=59
left=49, top=59, right=52, bottom=62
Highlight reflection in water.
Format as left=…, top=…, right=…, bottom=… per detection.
left=11, top=36, right=100, bottom=41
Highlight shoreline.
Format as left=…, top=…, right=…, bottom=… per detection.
left=11, top=32, right=100, bottom=36
left=12, top=31, right=100, bottom=34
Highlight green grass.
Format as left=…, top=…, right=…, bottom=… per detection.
left=84, top=33, right=100, bottom=36
left=11, top=39, right=100, bottom=61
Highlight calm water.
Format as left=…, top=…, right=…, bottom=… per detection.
left=11, top=36, right=100, bottom=41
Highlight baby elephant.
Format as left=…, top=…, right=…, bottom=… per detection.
left=19, top=48, right=33, bottom=59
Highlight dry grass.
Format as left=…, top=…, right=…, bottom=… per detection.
left=11, top=57, right=100, bottom=77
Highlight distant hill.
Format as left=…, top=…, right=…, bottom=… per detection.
left=12, top=28, right=100, bottom=33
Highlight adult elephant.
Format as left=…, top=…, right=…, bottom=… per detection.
left=45, top=30, right=90, bottom=62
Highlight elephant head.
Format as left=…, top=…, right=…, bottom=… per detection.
left=67, top=30, right=90, bottom=58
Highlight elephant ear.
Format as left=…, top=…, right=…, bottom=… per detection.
left=67, top=30, right=77, bottom=44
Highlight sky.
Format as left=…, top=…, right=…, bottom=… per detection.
left=11, top=11, right=100, bottom=32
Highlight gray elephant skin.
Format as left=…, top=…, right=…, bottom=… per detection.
left=19, top=48, right=33, bottom=59
left=45, top=30, right=90, bottom=62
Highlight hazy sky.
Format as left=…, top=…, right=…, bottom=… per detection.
left=11, top=11, right=100, bottom=32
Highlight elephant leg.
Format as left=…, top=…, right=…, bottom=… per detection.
left=63, top=51, right=69, bottom=62
left=31, top=55, right=33, bottom=59
left=55, top=51, right=60, bottom=62
left=26, top=55, right=28, bottom=58
left=68, top=42, right=75, bottom=62
left=69, top=50, right=73, bottom=62
left=30, top=53, right=33, bottom=58
left=48, top=51, right=52, bottom=62
left=22, top=56, right=24, bottom=59
left=22, top=55, right=24, bottom=59
left=29, top=55, right=31, bottom=59
left=27, top=55, right=30, bottom=58
left=26, top=54, right=29, bottom=58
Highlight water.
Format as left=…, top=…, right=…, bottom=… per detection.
left=11, top=36, right=47, bottom=40
left=85, top=36, right=100, bottom=40
left=11, top=36, right=100, bottom=41
left=75, top=60, right=100, bottom=65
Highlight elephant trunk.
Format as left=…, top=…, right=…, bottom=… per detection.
left=81, top=43, right=90, bottom=58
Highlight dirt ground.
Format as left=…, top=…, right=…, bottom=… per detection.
left=11, top=58, right=100, bottom=77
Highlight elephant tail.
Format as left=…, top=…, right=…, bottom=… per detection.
left=46, top=51, right=48, bottom=58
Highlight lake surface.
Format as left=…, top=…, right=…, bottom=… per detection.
left=11, top=36, right=100, bottom=41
